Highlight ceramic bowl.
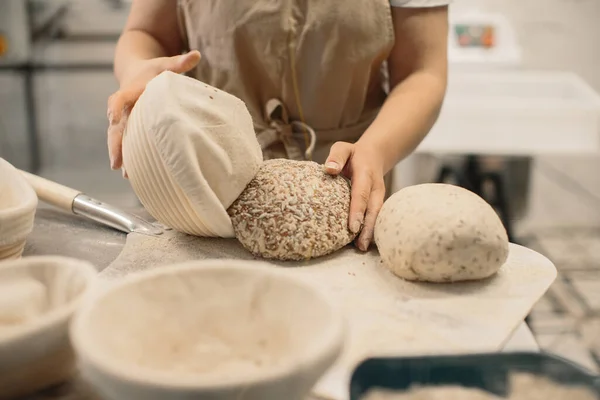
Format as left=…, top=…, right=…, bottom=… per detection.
left=0, top=158, right=38, bottom=261
left=71, top=260, right=345, bottom=400
left=0, top=256, right=97, bottom=399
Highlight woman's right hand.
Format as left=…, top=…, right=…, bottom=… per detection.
left=106, top=50, right=201, bottom=173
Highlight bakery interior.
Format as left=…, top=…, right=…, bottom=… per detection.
left=1, top=0, right=600, bottom=399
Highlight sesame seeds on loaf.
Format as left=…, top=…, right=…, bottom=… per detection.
left=227, top=159, right=357, bottom=261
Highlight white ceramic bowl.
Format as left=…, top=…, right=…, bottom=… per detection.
left=0, top=256, right=97, bottom=398
left=0, top=158, right=37, bottom=261
left=71, top=260, right=345, bottom=400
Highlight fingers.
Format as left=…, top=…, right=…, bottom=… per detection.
left=166, top=50, right=201, bottom=74
left=107, top=111, right=128, bottom=170
left=106, top=93, right=122, bottom=170
left=348, top=170, right=372, bottom=236
left=105, top=50, right=201, bottom=173
left=107, top=88, right=141, bottom=170
left=328, top=141, right=385, bottom=251
left=356, top=184, right=386, bottom=251
left=107, top=92, right=125, bottom=127
left=324, top=141, right=354, bottom=175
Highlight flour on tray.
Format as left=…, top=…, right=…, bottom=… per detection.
left=361, top=372, right=598, bottom=400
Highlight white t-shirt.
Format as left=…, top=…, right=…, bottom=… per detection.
left=390, top=0, right=452, bottom=7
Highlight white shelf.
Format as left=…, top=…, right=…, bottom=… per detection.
left=416, top=70, right=600, bottom=156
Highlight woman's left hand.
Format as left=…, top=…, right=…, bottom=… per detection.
left=324, top=141, right=386, bottom=252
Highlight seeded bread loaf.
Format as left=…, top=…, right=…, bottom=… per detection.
left=228, top=159, right=357, bottom=261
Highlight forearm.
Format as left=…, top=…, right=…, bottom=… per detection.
left=357, top=69, right=447, bottom=174
left=114, top=30, right=169, bottom=85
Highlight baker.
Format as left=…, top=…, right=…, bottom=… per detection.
left=106, top=0, right=450, bottom=252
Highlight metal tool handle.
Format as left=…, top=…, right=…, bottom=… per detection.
left=19, top=169, right=163, bottom=236
left=19, top=169, right=80, bottom=213
left=72, top=195, right=163, bottom=236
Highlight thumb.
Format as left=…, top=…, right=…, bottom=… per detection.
left=324, top=141, right=354, bottom=175
left=165, top=50, right=201, bottom=74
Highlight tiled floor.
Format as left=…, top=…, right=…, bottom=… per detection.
left=520, top=228, right=600, bottom=373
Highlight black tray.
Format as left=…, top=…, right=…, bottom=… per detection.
left=350, top=352, right=600, bottom=399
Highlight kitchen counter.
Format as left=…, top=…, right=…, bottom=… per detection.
left=23, top=204, right=539, bottom=351
left=22, top=206, right=540, bottom=400
left=20, top=168, right=541, bottom=400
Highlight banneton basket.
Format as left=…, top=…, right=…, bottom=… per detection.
left=70, top=259, right=345, bottom=400
left=0, top=158, right=37, bottom=261
left=0, top=256, right=97, bottom=399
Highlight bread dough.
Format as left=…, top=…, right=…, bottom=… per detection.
left=0, top=158, right=38, bottom=261
left=374, top=184, right=509, bottom=283
left=122, top=71, right=263, bottom=238
left=227, top=159, right=357, bottom=260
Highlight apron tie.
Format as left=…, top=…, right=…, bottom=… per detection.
left=256, top=99, right=316, bottom=161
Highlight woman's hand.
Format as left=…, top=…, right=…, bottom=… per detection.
left=320, top=6, right=449, bottom=249
left=324, top=141, right=386, bottom=252
left=106, top=50, right=201, bottom=173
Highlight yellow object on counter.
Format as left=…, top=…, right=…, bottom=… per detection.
left=0, top=34, right=7, bottom=57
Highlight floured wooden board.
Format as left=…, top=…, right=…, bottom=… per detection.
left=97, top=231, right=556, bottom=400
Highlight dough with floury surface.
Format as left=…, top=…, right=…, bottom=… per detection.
left=374, top=183, right=509, bottom=283
left=122, top=71, right=263, bottom=238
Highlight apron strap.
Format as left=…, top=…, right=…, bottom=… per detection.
left=256, top=99, right=317, bottom=161
left=176, top=0, right=191, bottom=53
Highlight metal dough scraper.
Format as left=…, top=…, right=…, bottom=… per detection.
left=19, top=170, right=163, bottom=236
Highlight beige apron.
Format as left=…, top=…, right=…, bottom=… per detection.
left=177, top=0, right=395, bottom=189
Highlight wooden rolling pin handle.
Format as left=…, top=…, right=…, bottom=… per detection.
left=19, top=170, right=81, bottom=213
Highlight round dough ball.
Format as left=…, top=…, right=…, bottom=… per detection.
left=123, top=71, right=263, bottom=238
left=374, top=183, right=509, bottom=283
left=227, top=159, right=356, bottom=261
